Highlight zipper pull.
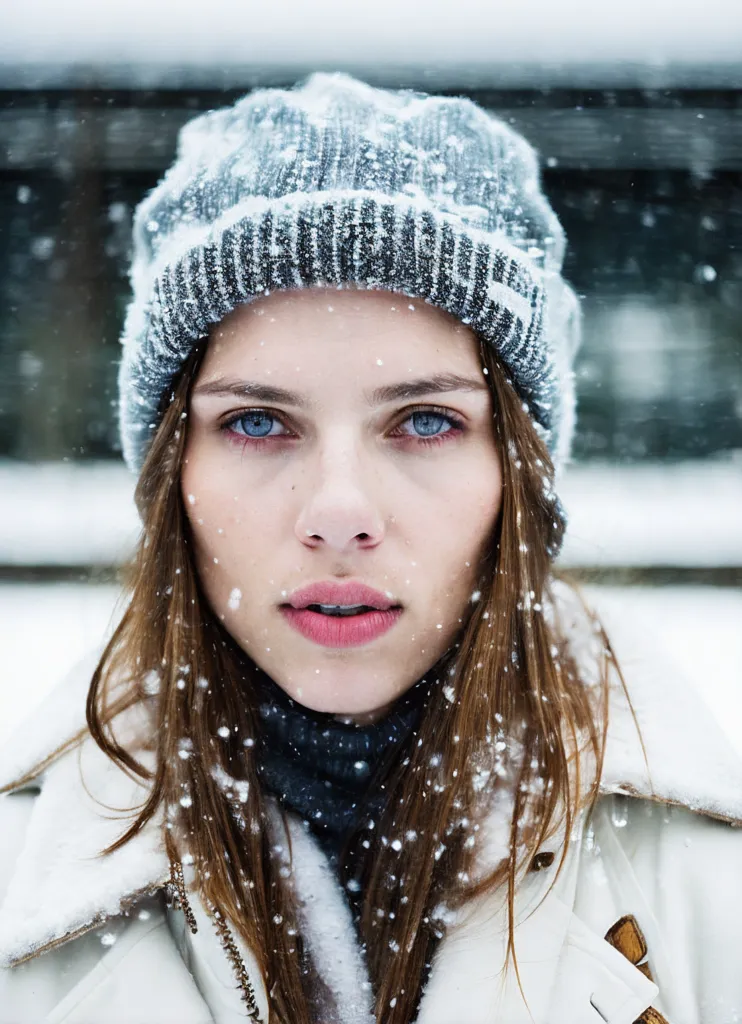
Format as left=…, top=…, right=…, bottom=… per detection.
left=166, top=859, right=199, bottom=935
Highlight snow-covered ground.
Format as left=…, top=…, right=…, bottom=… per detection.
left=1, top=458, right=740, bottom=568
left=0, top=582, right=740, bottom=753
left=0, top=462, right=139, bottom=567
left=559, top=459, right=742, bottom=568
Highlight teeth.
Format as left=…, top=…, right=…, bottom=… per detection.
left=308, top=603, right=373, bottom=616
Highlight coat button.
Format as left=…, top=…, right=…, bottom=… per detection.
left=529, top=850, right=555, bottom=871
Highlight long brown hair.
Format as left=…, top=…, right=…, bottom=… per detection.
left=9, top=327, right=615, bottom=1022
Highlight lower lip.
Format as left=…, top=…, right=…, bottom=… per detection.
left=280, top=606, right=403, bottom=648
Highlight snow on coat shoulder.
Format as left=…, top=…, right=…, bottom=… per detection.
left=549, top=576, right=742, bottom=824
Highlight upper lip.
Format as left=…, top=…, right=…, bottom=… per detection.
left=283, top=581, right=401, bottom=610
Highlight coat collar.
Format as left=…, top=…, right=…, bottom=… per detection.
left=1, top=601, right=741, bottom=975
left=561, top=582, right=742, bottom=823
left=0, top=670, right=168, bottom=968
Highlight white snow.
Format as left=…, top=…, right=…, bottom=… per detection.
left=558, top=458, right=742, bottom=568
left=0, top=462, right=139, bottom=566
left=2, top=0, right=741, bottom=75
left=556, top=458, right=740, bottom=569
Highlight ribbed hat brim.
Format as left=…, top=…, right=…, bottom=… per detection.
left=119, top=189, right=554, bottom=475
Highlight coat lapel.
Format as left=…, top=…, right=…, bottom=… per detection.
left=282, top=815, right=376, bottom=1024
left=0, top=730, right=169, bottom=968
left=0, top=649, right=170, bottom=969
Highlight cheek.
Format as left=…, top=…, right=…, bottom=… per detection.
left=183, top=447, right=243, bottom=549
left=432, top=475, right=502, bottom=614
left=181, top=457, right=242, bottom=589
left=188, top=499, right=263, bottom=577
left=439, top=457, right=503, bottom=557
left=183, top=489, right=284, bottom=628
left=409, top=488, right=499, bottom=626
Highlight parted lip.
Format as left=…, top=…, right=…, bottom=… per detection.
left=283, top=581, right=401, bottom=611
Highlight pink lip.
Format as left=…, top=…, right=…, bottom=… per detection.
left=280, top=579, right=403, bottom=648
left=280, top=606, right=403, bottom=648
left=285, top=580, right=400, bottom=611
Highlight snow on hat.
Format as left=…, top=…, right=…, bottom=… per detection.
left=118, top=71, right=581, bottom=476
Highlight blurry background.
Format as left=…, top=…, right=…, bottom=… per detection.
left=1, top=0, right=740, bottom=747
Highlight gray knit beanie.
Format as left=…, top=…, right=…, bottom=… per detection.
left=118, top=71, right=580, bottom=477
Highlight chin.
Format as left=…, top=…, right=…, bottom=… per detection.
left=284, top=683, right=392, bottom=721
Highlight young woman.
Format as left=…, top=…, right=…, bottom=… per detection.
left=1, top=72, right=741, bottom=1024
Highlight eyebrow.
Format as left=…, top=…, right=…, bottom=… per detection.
left=192, top=372, right=489, bottom=407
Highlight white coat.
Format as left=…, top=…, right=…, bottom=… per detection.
left=1, top=588, right=742, bottom=1024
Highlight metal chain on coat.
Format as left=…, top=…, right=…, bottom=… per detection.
left=166, top=860, right=265, bottom=1022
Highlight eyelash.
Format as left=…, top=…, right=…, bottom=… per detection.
left=219, top=405, right=465, bottom=451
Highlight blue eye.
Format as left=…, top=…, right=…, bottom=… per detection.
left=409, top=410, right=449, bottom=437
left=233, top=412, right=278, bottom=438
left=222, top=405, right=463, bottom=449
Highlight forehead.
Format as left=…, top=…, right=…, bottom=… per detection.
left=200, top=286, right=481, bottom=381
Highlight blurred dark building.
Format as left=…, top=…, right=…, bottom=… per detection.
left=1, top=81, right=740, bottom=462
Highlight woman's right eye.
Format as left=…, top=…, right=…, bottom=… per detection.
left=224, top=410, right=287, bottom=440
left=221, top=409, right=290, bottom=447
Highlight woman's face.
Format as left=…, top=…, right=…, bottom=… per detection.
left=182, top=287, right=503, bottom=720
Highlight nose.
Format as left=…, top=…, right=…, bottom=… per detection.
left=294, top=439, right=386, bottom=554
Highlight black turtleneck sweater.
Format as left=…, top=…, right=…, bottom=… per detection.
left=252, top=670, right=434, bottom=916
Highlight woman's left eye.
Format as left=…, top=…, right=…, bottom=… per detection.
left=220, top=406, right=464, bottom=448
left=392, top=409, right=463, bottom=444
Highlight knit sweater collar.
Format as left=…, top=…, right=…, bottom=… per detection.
left=253, top=671, right=434, bottom=862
